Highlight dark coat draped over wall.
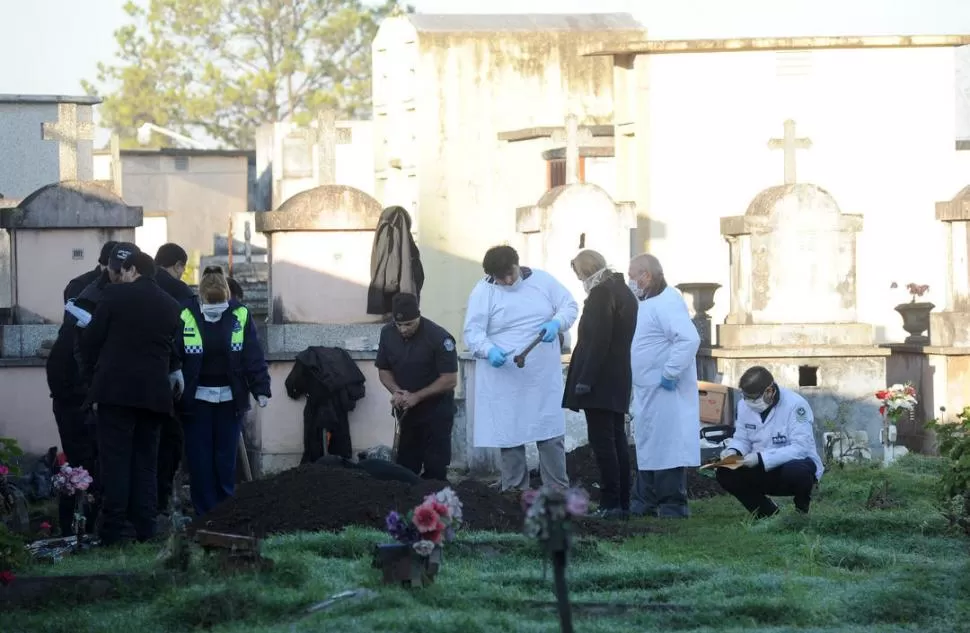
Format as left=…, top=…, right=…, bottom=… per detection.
left=367, top=206, right=425, bottom=316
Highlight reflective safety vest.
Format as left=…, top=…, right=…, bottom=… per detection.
left=181, top=306, right=248, bottom=355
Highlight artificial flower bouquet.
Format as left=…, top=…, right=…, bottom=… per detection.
left=51, top=463, right=93, bottom=543
left=875, top=383, right=918, bottom=423
left=522, top=486, right=589, bottom=553
left=374, top=487, right=463, bottom=587
left=384, top=487, right=463, bottom=556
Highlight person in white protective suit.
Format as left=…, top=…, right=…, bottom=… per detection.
left=627, top=254, right=701, bottom=518
left=463, top=245, right=579, bottom=491
left=715, top=366, right=824, bottom=518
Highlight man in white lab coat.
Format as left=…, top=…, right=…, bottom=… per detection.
left=463, top=245, right=579, bottom=491
left=716, top=366, right=824, bottom=518
left=628, top=254, right=701, bottom=518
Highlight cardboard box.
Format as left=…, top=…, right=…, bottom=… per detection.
left=698, top=381, right=732, bottom=425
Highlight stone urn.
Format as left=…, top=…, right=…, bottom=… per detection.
left=894, top=301, right=935, bottom=344
left=676, top=283, right=721, bottom=345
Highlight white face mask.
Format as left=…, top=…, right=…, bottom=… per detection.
left=628, top=279, right=644, bottom=299
left=200, top=301, right=229, bottom=323
left=747, top=397, right=769, bottom=413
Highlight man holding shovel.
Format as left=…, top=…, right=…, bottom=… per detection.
left=375, top=293, right=458, bottom=481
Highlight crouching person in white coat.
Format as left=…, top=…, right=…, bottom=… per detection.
left=463, top=245, right=579, bottom=491
left=628, top=254, right=701, bottom=518
left=716, top=366, right=824, bottom=519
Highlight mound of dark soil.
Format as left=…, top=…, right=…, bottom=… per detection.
left=191, top=464, right=524, bottom=537
left=565, top=444, right=727, bottom=502
left=194, top=443, right=722, bottom=540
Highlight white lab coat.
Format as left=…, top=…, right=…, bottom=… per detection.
left=727, top=387, right=825, bottom=480
left=463, top=269, right=579, bottom=448
left=630, top=286, right=701, bottom=471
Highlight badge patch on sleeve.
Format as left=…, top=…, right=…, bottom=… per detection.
left=443, top=338, right=455, bottom=352
left=796, top=406, right=809, bottom=422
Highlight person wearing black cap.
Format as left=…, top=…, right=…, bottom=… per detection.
left=81, top=250, right=184, bottom=546
left=714, top=366, right=824, bottom=518
left=70, top=242, right=140, bottom=383
left=44, top=239, right=118, bottom=536
left=374, top=293, right=458, bottom=481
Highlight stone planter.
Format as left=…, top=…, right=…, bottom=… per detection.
left=676, top=283, right=721, bottom=345
left=372, top=543, right=442, bottom=588
left=894, top=301, right=935, bottom=344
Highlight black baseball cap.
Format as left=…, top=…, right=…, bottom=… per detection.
left=392, top=293, right=420, bottom=322
left=98, top=241, right=119, bottom=266
left=107, top=242, right=139, bottom=272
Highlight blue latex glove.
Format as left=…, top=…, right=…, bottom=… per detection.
left=659, top=375, right=677, bottom=391
left=539, top=320, right=561, bottom=343
left=487, top=347, right=509, bottom=368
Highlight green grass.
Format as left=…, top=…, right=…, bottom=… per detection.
left=3, top=454, right=970, bottom=633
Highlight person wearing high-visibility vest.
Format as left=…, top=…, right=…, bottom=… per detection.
left=177, top=265, right=271, bottom=516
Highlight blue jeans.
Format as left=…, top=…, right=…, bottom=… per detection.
left=183, top=400, right=244, bottom=516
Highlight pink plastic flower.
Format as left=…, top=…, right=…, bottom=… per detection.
left=0, top=465, right=8, bottom=476
left=413, top=504, right=442, bottom=533
left=521, top=489, right=540, bottom=511
left=39, top=521, right=51, bottom=532
left=0, top=570, right=14, bottom=586
left=566, top=489, right=589, bottom=516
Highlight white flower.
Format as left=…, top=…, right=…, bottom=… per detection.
left=412, top=540, right=436, bottom=557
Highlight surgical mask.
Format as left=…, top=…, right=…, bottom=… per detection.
left=582, top=268, right=608, bottom=294
left=200, top=301, right=229, bottom=323
left=497, top=277, right=522, bottom=292
left=628, top=279, right=644, bottom=299
left=746, top=397, right=769, bottom=413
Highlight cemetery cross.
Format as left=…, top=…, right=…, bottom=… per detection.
left=767, top=118, right=812, bottom=185
left=41, top=103, right=95, bottom=182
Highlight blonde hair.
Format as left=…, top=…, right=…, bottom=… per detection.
left=571, top=249, right=608, bottom=280
left=199, top=265, right=230, bottom=304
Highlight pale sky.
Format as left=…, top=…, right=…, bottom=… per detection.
left=2, top=0, right=969, bottom=98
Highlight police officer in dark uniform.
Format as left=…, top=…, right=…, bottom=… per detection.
left=374, top=293, right=458, bottom=481
left=45, top=240, right=117, bottom=536
left=153, top=242, right=193, bottom=515
left=154, top=242, right=194, bottom=304
left=81, top=249, right=183, bottom=546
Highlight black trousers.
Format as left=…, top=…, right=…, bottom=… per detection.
left=96, top=404, right=165, bottom=545
left=156, top=412, right=183, bottom=514
left=396, top=411, right=453, bottom=482
left=632, top=467, right=689, bottom=518
left=52, top=397, right=101, bottom=536
left=715, top=457, right=817, bottom=518
left=584, top=409, right=630, bottom=511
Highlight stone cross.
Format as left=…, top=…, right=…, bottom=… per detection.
left=768, top=119, right=812, bottom=185
left=307, top=110, right=352, bottom=186
left=108, top=133, right=123, bottom=196
left=564, top=114, right=580, bottom=185
left=41, top=103, right=95, bottom=182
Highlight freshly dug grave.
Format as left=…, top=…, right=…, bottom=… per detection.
left=191, top=464, right=523, bottom=537
left=192, top=459, right=667, bottom=540
left=565, top=444, right=727, bottom=502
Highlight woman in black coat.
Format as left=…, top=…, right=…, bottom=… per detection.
left=563, top=249, right=639, bottom=519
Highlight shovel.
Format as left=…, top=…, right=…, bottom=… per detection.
left=391, top=406, right=407, bottom=461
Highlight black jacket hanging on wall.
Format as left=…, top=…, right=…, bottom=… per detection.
left=285, top=346, right=366, bottom=462
left=366, top=206, right=425, bottom=315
